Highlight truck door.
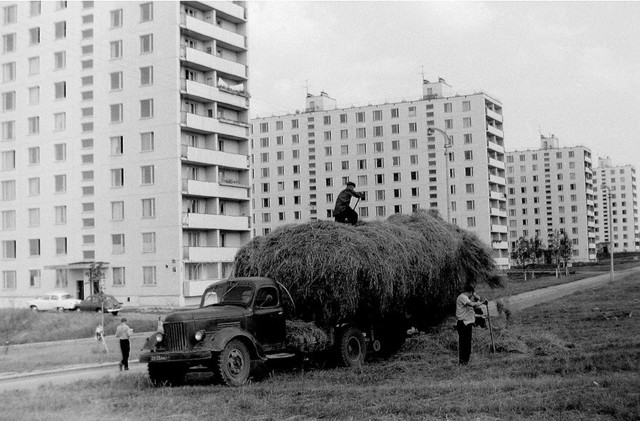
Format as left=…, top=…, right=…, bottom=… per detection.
left=253, top=286, right=286, bottom=351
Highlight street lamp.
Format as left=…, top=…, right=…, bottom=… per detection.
left=601, top=185, right=614, bottom=282
left=427, top=127, right=453, bottom=222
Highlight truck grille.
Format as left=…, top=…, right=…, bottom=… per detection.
left=164, top=322, right=189, bottom=351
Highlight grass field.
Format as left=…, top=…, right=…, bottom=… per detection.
left=0, top=271, right=638, bottom=420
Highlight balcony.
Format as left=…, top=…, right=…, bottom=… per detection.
left=486, top=124, right=504, bottom=138
left=213, top=2, right=246, bottom=22
left=182, top=79, right=249, bottom=110
left=182, top=178, right=250, bottom=201
left=181, top=145, right=248, bottom=169
left=182, top=212, right=250, bottom=231
left=180, top=46, right=246, bottom=80
left=489, top=174, right=506, bottom=185
left=491, top=224, right=508, bottom=234
left=490, top=207, right=507, bottom=218
left=485, top=107, right=503, bottom=123
left=181, top=14, right=246, bottom=50
left=182, top=112, right=248, bottom=139
left=494, top=257, right=510, bottom=269
left=491, top=241, right=509, bottom=249
left=488, top=157, right=505, bottom=170
left=489, top=191, right=506, bottom=200
left=487, top=139, right=504, bottom=154
left=183, top=246, right=238, bottom=262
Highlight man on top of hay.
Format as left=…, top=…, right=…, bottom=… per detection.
left=333, top=181, right=365, bottom=225
left=455, top=284, right=488, bottom=365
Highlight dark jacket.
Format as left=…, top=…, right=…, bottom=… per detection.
left=334, top=188, right=362, bottom=215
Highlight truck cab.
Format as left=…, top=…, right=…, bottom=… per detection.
left=140, top=277, right=291, bottom=386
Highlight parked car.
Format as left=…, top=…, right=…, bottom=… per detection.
left=75, top=294, right=122, bottom=315
left=28, top=292, right=81, bottom=312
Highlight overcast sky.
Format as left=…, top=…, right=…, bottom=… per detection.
left=247, top=1, right=640, bottom=169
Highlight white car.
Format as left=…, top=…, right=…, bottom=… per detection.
left=28, top=291, right=81, bottom=312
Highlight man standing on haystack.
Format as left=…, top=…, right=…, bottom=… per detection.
left=334, top=181, right=365, bottom=225
left=455, top=284, right=487, bottom=365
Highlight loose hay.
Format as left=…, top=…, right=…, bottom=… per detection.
left=233, top=210, right=502, bottom=328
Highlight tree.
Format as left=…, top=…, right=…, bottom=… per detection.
left=85, top=262, right=106, bottom=295
left=0, top=304, right=32, bottom=354
left=529, top=234, right=544, bottom=279
left=512, top=237, right=531, bottom=281
left=548, top=231, right=562, bottom=278
left=559, top=232, right=573, bottom=276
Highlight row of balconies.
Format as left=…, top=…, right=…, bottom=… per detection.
left=180, top=13, right=246, bottom=51
left=182, top=178, right=250, bottom=200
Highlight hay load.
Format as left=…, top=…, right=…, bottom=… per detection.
left=233, top=210, right=502, bottom=328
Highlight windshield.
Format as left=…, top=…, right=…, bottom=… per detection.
left=201, top=281, right=254, bottom=308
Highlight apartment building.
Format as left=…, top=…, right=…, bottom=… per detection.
left=250, top=80, right=510, bottom=268
left=0, top=1, right=250, bottom=307
left=593, top=157, right=639, bottom=253
left=506, top=135, right=596, bottom=262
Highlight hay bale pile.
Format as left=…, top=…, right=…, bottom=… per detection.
left=233, top=210, right=502, bottom=328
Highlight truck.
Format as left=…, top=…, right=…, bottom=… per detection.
left=139, top=277, right=408, bottom=387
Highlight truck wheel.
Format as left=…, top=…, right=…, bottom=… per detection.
left=338, top=327, right=366, bottom=367
left=57, top=307, right=65, bottom=312
left=148, top=362, right=185, bottom=387
left=216, top=339, right=251, bottom=387
left=30, top=306, right=38, bottom=312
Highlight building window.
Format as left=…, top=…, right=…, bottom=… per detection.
left=1, top=210, right=15, bottom=230
left=467, top=217, right=476, bottom=227
left=141, top=165, right=155, bottom=184
left=110, top=104, right=123, bottom=123
left=54, top=21, right=67, bottom=39
left=140, top=66, right=153, bottom=86
left=1, top=150, right=15, bottom=171
left=140, top=132, right=154, bottom=152
left=444, top=119, right=453, bottom=130
left=110, top=41, right=123, bottom=60
left=462, top=101, right=471, bottom=111
left=142, top=198, right=155, bottom=218
left=2, top=120, right=15, bottom=141
left=112, top=234, right=125, bottom=254
left=113, top=267, right=125, bottom=286
left=409, top=122, right=417, bottom=132
left=111, top=201, right=124, bottom=221
left=54, top=81, right=67, bottom=100
left=140, top=99, right=154, bottom=118
left=111, top=168, right=124, bottom=187
left=143, top=266, right=156, bottom=285
left=140, top=34, right=153, bottom=53
left=142, top=232, right=156, bottom=253
left=110, top=9, right=123, bottom=27
left=55, top=237, right=67, bottom=255
left=2, top=271, right=16, bottom=290
left=444, top=103, right=452, bottom=113
left=140, top=2, right=153, bottom=22
left=29, top=269, right=41, bottom=288
left=2, top=33, right=15, bottom=53
left=1, top=180, right=16, bottom=200
left=2, top=91, right=15, bottom=112
left=2, top=240, right=16, bottom=259
left=54, top=174, right=66, bottom=193
left=54, top=205, right=67, bottom=224
left=463, top=117, right=472, bottom=128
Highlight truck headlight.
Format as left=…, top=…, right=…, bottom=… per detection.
left=194, top=330, right=205, bottom=342
left=155, top=333, right=164, bottom=343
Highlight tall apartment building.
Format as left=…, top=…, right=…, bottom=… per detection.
left=505, top=135, right=596, bottom=262
left=0, top=1, right=251, bottom=307
left=593, top=157, right=639, bottom=253
left=250, top=80, right=510, bottom=268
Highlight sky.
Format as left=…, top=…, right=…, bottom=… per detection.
left=247, top=1, right=640, bottom=169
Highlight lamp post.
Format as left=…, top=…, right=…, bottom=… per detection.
left=601, top=185, right=614, bottom=282
left=427, top=127, right=453, bottom=222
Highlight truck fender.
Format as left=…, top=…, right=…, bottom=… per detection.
left=209, top=327, right=267, bottom=361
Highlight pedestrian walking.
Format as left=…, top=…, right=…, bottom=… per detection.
left=115, top=318, right=132, bottom=371
left=455, top=284, right=487, bottom=365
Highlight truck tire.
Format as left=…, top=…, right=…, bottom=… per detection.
left=215, top=339, right=251, bottom=387
left=338, top=327, right=366, bottom=367
left=148, top=362, right=185, bottom=387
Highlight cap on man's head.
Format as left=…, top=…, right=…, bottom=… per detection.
left=346, top=181, right=356, bottom=188
left=121, top=318, right=127, bottom=323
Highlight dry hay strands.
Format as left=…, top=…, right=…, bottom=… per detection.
left=233, top=211, right=498, bottom=327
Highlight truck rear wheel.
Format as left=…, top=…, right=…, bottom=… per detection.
left=338, top=327, right=366, bottom=367
left=216, top=339, right=251, bottom=387
left=148, top=362, right=185, bottom=387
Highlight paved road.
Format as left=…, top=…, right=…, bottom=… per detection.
left=1, top=266, right=637, bottom=393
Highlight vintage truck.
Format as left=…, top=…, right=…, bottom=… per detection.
left=139, top=277, right=407, bottom=387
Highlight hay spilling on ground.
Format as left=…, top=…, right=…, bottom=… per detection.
left=285, top=320, right=330, bottom=353
left=233, top=210, right=502, bottom=327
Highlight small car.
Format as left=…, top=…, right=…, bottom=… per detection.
left=75, top=294, right=122, bottom=315
left=28, top=291, right=81, bottom=312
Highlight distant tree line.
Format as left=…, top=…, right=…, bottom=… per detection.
left=511, top=232, right=574, bottom=280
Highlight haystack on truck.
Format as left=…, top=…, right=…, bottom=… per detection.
left=140, top=211, right=501, bottom=387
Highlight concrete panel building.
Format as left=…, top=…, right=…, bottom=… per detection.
left=0, top=1, right=250, bottom=307
left=250, top=80, right=510, bottom=268
left=593, top=157, right=639, bottom=253
left=505, top=135, right=596, bottom=262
